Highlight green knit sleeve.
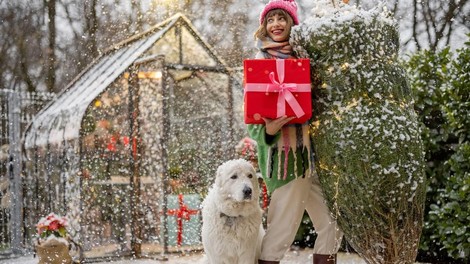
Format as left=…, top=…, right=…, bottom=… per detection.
left=247, top=124, right=281, bottom=147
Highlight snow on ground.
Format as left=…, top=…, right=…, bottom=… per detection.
left=2, top=249, right=367, bottom=264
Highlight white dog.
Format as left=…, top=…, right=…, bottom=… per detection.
left=202, top=159, right=264, bottom=264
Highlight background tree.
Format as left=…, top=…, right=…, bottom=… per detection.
left=45, top=0, right=57, bottom=92
left=1, top=0, right=157, bottom=92
left=1, top=0, right=469, bottom=92
left=0, top=1, right=45, bottom=92
left=351, top=0, right=470, bottom=52
left=412, top=0, right=469, bottom=51
left=183, top=0, right=262, bottom=66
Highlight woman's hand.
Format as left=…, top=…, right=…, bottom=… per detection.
left=262, top=116, right=295, bottom=135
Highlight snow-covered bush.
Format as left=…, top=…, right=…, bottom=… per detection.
left=405, top=39, right=470, bottom=262
left=291, top=1, right=426, bottom=263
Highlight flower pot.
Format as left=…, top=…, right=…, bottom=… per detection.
left=36, top=238, right=72, bottom=264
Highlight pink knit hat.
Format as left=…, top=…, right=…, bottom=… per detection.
left=259, top=0, right=299, bottom=25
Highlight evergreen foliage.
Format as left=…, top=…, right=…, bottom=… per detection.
left=291, top=2, right=426, bottom=263
left=405, top=38, right=470, bottom=263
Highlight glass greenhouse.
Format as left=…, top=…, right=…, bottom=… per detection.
left=22, top=13, right=241, bottom=259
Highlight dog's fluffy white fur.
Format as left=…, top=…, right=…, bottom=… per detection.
left=202, top=159, right=264, bottom=264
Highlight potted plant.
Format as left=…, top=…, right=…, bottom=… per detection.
left=35, top=213, right=73, bottom=264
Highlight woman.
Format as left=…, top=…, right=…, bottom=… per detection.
left=248, top=0, right=344, bottom=263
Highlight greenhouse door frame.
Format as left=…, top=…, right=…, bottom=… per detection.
left=128, top=56, right=170, bottom=257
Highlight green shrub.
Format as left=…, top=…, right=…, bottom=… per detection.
left=405, top=36, right=470, bottom=263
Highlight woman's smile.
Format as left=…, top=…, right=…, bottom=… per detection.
left=267, top=14, right=290, bottom=42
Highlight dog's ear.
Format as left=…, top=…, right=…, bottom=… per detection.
left=215, top=165, right=223, bottom=186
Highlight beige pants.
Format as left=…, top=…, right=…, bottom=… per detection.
left=260, top=174, right=343, bottom=261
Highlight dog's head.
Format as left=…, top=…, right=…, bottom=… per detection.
left=215, top=159, right=260, bottom=203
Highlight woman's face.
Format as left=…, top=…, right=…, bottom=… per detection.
left=266, top=13, right=290, bottom=42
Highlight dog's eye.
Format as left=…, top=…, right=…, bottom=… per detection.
left=230, top=175, right=238, bottom=180
left=248, top=174, right=253, bottom=179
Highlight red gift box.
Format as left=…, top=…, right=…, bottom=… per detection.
left=243, top=59, right=312, bottom=124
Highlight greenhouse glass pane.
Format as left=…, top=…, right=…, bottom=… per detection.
left=80, top=75, right=133, bottom=251
left=181, top=26, right=216, bottom=66
left=168, top=71, right=228, bottom=122
left=167, top=71, right=229, bottom=193
left=147, top=27, right=180, bottom=64
left=47, top=142, right=67, bottom=214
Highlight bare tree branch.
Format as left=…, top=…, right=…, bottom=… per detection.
left=60, top=1, right=82, bottom=42
left=84, top=0, right=99, bottom=58
left=433, top=0, right=465, bottom=49
left=421, top=1, right=434, bottom=49
left=44, top=0, right=57, bottom=92
left=412, top=0, right=422, bottom=50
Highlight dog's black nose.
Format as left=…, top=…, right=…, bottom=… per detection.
left=243, top=187, right=252, bottom=199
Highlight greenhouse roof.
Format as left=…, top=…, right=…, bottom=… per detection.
left=24, top=13, right=228, bottom=149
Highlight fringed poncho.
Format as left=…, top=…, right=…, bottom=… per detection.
left=247, top=123, right=314, bottom=194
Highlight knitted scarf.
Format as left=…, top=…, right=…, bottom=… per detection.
left=256, top=37, right=295, bottom=59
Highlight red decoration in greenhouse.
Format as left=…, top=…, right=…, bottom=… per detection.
left=122, top=136, right=130, bottom=146
left=106, top=142, right=116, bottom=152
left=106, top=135, right=118, bottom=152
left=132, top=137, right=138, bottom=158
left=167, top=194, right=199, bottom=246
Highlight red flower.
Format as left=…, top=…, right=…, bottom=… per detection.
left=48, top=220, right=60, bottom=231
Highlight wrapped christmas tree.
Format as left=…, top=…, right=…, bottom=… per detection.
left=291, top=1, right=426, bottom=263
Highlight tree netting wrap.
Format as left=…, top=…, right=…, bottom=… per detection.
left=291, top=1, right=427, bottom=263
